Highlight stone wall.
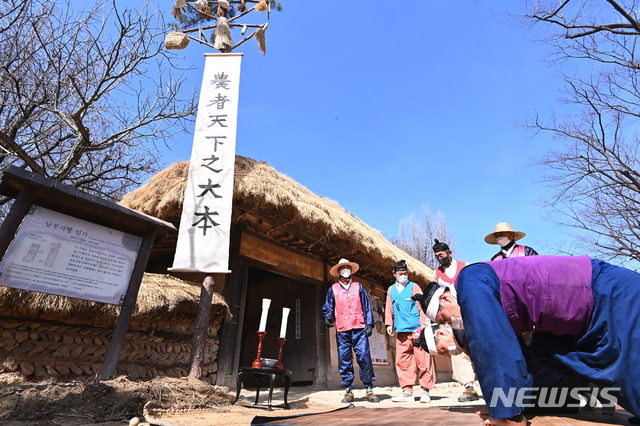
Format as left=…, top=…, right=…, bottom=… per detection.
left=0, top=314, right=224, bottom=383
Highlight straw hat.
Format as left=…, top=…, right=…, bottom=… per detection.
left=330, top=258, right=360, bottom=277
left=484, top=222, right=526, bottom=245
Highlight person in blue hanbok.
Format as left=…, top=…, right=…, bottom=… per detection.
left=322, top=258, right=380, bottom=403
left=415, top=255, right=640, bottom=426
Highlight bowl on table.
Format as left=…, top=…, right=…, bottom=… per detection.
left=261, top=358, right=277, bottom=368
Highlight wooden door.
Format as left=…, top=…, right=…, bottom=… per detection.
left=240, top=268, right=318, bottom=385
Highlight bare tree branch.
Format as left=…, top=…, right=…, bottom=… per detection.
left=522, top=1, right=640, bottom=267
left=391, top=207, right=453, bottom=271
left=0, top=0, right=198, bottom=216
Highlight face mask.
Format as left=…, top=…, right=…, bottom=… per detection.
left=496, top=237, right=511, bottom=247
left=438, top=256, right=452, bottom=268
left=443, top=304, right=464, bottom=329
left=448, top=344, right=462, bottom=356
left=340, top=268, right=351, bottom=278
left=396, top=275, right=409, bottom=285
left=450, top=316, right=464, bottom=330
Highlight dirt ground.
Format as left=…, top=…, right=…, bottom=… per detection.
left=0, top=375, right=632, bottom=425
left=0, top=373, right=481, bottom=426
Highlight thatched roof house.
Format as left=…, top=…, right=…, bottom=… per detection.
left=120, top=156, right=433, bottom=285
left=118, top=156, right=441, bottom=387
left=0, top=273, right=229, bottom=325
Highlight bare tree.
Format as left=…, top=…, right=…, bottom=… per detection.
left=523, top=0, right=640, bottom=267
left=0, top=0, right=198, bottom=215
left=392, top=207, right=453, bottom=271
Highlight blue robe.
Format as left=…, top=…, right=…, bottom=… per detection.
left=322, top=283, right=375, bottom=388
left=457, top=258, right=640, bottom=419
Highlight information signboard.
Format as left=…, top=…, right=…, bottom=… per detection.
left=0, top=205, right=142, bottom=305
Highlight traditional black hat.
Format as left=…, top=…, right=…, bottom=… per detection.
left=432, top=239, right=450, bottom=253
left=393, top=259, right=408, bottom=272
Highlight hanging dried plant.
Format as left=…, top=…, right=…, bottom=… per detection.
left=256, top=0, right=268, bottom=12
left=237, top=1, right=247, bottom=12
left=171, top=0, right=186, bottom=19
left=195, top=0, right=211, bottom=16
left=254, top=24, right=267, bottom=55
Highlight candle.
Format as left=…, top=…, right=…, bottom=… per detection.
left=279, top=307, right=290, bottom=338
left=258, top=298, right=271, bottom=332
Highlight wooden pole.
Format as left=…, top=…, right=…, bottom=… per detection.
left=188, top=274, right=216, bottom=379
left=0, top=186, right=36, bottom=259
left=100, top=227, right=156, bottom=380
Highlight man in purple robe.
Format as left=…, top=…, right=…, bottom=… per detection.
left=417, top=255, right=640, bottom=426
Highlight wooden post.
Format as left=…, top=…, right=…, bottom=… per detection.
left=216, top=225, right=244, bottom=385
left=0, top=187, right=36, bottom=259
left=100, top=226, right=156, bottom=380
left=188, top=274, right=216, bottom=378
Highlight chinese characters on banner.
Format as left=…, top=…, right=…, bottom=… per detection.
left=171, top=53, right=243, bottom=272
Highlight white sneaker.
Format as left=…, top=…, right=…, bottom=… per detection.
left=392, top=392, right=414, bottom=402
left=420, top=391, right=431, bottom=403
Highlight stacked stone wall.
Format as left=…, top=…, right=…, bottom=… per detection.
left=0, top=315, right=224, bottom=383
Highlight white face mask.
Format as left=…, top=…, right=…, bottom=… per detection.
left=340, top=268, right=351, bottom=278
left=496, top=237, right=511, bottom=247
left=443, top=304, right=464, bottom=329
left=396, top=275, right=409, bottom=285
left=450, top=316, right=464, bottom=330
left=447, top=344, right=462, bottom=355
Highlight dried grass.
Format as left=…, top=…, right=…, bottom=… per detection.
left=0, top=273, right=229, bottom=324
left=119, top=156, right=434, bottom=285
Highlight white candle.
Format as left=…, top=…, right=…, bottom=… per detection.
left=279, top=307, right=290, bottom=338
left=258, top=298, right=271, bottom=332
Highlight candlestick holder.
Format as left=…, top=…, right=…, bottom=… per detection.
left=252, top=331, right=266, bottom=368
left=274, top=337, right=286, bottom=370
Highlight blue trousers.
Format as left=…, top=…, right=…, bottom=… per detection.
left=458, top=260, right=640, bottom=418
left=335, top=328, right=376, bottom=388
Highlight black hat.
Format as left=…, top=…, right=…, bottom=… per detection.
left=432, top=239, right=450, bottom=253
left=393, top=259, right=408, bottom=272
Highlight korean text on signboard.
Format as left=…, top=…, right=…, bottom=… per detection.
left=0, top=206, right=142, bottom=305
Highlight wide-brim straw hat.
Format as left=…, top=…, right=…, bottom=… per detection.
left=330, top=258, right=360, bottom=277
left=484, top=222, right=526, bottom=245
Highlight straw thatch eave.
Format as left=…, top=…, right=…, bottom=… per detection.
left=0, top=273, right=230, bottom=325
left=119, top=156, right=434, bottom=285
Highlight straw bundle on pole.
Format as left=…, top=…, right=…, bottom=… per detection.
left=165, top=31, right=190, bottom=50
left=214, top=17, right=232, bottom=52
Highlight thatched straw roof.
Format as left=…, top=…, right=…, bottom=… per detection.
left=120, top=156, right=434, bottom=285
left=0, top=273, right=229, bottom=325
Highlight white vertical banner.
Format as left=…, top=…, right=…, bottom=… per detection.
left=171, top=53, right=243, bottom=273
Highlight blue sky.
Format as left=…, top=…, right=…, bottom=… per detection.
left=160, top=1, right=588, bottom=264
